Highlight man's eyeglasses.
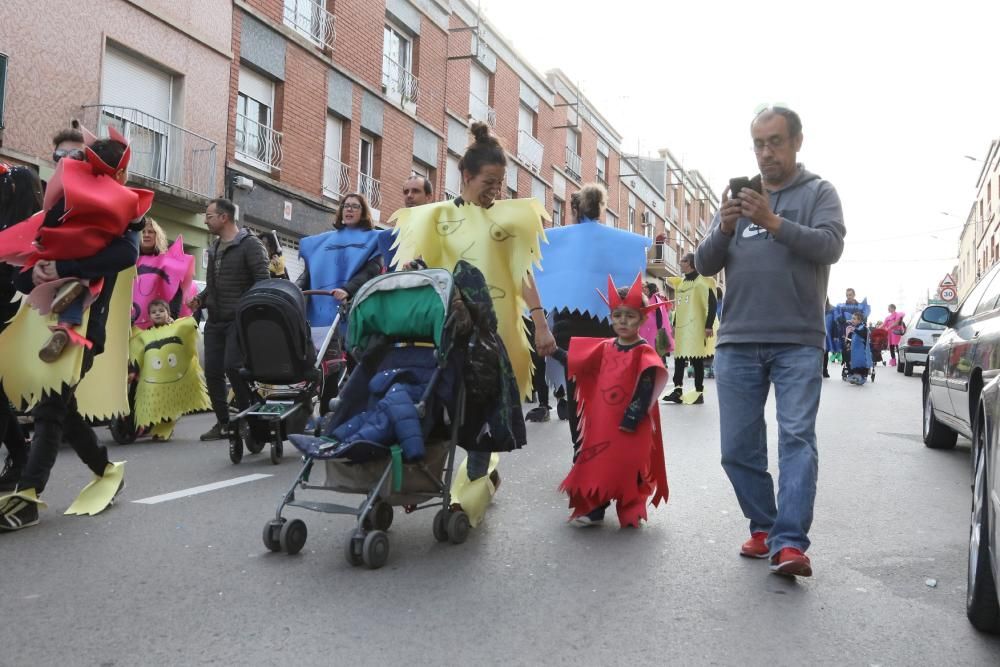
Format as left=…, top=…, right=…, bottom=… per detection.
left=341, top=203, right=362, bottom=210
left=752, top=136, right=788, bottom=154
left=52, top=148, right=85, bottom=163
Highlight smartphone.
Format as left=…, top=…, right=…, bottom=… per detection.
left=729, top=177, right=753, bottom=197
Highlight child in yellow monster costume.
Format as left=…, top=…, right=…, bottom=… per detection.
left=390, top=122, right=554, bottom=527
left=129, top=300, right=210, bottom=441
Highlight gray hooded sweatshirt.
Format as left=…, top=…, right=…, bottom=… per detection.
left=695, top=165, right=845, bottom=350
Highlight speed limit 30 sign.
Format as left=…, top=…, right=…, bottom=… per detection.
left=940, top=286, right=957, bottom=302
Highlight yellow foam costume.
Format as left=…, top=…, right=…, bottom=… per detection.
left=130, top=317, right=210, bottom=432
left=0, top=267, right=135, bottom=420
left=667, top=274, right=718, bottom=360
left=390, top=198, right=548, bottom=398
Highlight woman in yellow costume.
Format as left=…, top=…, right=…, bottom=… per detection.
left=129, top=299, right=211, bottom=441
left=390, top=122, right=555, bottom=527
left=662, top=252, right=717, bottom=405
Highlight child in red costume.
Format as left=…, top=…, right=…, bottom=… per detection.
left=555, top=275, right=669, bottom=527
left=0, top=126, right=153, bottom=362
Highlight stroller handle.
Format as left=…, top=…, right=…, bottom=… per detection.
left=303, top=289, right=342, bottom=298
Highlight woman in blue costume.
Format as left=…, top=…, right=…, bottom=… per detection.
left=533, top=183, right=653, bottom=457
left=297, top=192, right=383, bottom=327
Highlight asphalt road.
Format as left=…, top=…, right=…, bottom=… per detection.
left=2, top=363, right=999, bottom=666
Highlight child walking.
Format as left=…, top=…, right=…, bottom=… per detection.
left=556, top=276, right=669, bottom=527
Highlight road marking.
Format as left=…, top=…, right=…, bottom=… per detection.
left=132, top=474, right=273, bottom=505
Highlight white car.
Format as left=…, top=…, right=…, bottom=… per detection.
left=898, top=307, right=946, bottom=376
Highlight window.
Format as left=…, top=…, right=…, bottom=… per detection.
left=958, top=263, right=1000, bottom=319
left=973, top=268, right=1000, bottom=316
left=531, top=178, right=546, bottom=206
left=469, top=66, right=493, bottom=126
left=553, top=197, right=564, bottom=227
left=565, top=129, right=582, bottom=179
left=236, top=67, right=279, bottom=170
left=382, top=23, right=417, bottom=105
left=323, top=115, right=346, bottom=198
left=606, top=211, right=617, bottom=228
left=0, top=52, right=8, bottom=130
left=445, top=155, right=461, bottom=200
left=101, top=47, right=173, bottom=182
left=506, top=163, right=518, bottom=199
left=283, top=0, right=332, bottom=47
left=628, top=206, right=636, bottom=233
left=596, top=153, right=608, bottom=184
left=358, top=134, right=381, bottom=209
left=518, top=104, right=535, bottom=137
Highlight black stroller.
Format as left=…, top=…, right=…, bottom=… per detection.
left=261, top=269, right=468, bottom=569
left=227, top=279, right=342, bottom=464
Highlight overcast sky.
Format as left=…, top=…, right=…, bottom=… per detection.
left=477, top=0, right=997, bottom=319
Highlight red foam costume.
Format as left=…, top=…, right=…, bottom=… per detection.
left=559, top=276, right=669, bottom=527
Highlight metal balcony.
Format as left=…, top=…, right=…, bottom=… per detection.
left=82, top=104, right=218, bottom=198
left=322, top=155, right=350, bottom=199
left=468, top=92, right=496, bottom=128
left=648, top=243, right=679, bottom=275
left=382, top=55, right=418, bottom=106
left=565, top=146, right=582, bottom=180
left=358, top=172, right=382, bottom=210
left=235, top=113, right=283, bottom=171
left=283, top=0, right=336, bottom=50
left=517, top=130, right=543, bottom=173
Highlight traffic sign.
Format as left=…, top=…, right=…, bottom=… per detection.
left=940, top=286, right=957, bottom=302
left=940, top=273, right=956, bottom=288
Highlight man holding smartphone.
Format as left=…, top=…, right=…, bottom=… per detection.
left=695, top=105, right=845, bottom=577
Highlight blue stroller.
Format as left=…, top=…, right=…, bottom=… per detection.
left=261, top=269, right=469, bottom=569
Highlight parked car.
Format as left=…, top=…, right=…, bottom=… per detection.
left=897, top=307, right=946, bottom=376
left=967, top=376, right=1000, bottom=633
left=921, top=260, right=1000, bottom=450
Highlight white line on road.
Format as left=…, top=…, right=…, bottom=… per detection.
left=132, top=474, right=273, bottom=505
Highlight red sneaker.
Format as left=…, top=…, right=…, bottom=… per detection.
left=740, top=531, right=769, bottom=558
left=769, top=547, right=812, bottom=577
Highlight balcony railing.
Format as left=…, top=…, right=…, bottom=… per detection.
left=358, top=172, right=382, bottom=210
left=444, top=189, right=459, bottom=201
left=565, top=147, right=582, bottom=180
left=468, top=92, right=496, bottom=128
left=596, top=172, right=608, bottom=187
left=322, top=155, right=350, bottom=199
left=648, top=243, right=679, bottom=274
left=235, top=113, right=282, bottom=171
left=283, top=0, right=336, bottom=50
left=82, top=104, right=218, bottom=199
left=517, top=130, right=543, bottom=173
left=382, top=54, right=418, bottom=106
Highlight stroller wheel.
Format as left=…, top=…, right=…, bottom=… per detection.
left=109, top=415, right=137, bottom=445
left=345, top=531, right=364, bottom=566
left=244, top=421, right=265, bottom=454
left=262, top=519, right=285, bottom=552
left=364, top=501, right=394, bottom=531
left=279, top=519, right=307, bottom=555
left=447, top=511, right=470, bottom=545
left=432, top=509, right=450, bottom=542
left=229, top=431, right=244, bottom=464
left=270, top=438, right=284, bottom=465
left=362, top=530, right=390, bottom=569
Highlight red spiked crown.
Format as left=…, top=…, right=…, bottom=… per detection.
left=82, top=124, right=132, bottom=177
left=597, top=274, right=663, bottom=315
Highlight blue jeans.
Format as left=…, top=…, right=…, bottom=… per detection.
left=714, top=344, right=822, bottom=554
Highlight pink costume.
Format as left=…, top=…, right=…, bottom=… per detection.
left=882, top=310, right=906, bottom=346
left=133, top=237, right=197, bottom=329
left=639, top=293, right=673, bottom=355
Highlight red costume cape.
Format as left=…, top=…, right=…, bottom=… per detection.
left=560, top=337, right=669, bottom=526
left=0, top=156, right=153, bottom=268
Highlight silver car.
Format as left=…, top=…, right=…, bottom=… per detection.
left=898, top=307, right=946, bottom=376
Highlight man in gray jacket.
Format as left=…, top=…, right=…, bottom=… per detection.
left=695, top=106, right=845, bottom=578
left=189, top=198, right=269, bottom=440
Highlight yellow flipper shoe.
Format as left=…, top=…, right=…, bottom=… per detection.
left=65, top=461, right=126, bottom=516
left=681, top=390, right=704, bottom=405
left=449, top=453, right=499, bottom=527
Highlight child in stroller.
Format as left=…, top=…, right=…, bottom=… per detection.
left=842, top=312, right=874, bottom=385
left=264, top=268, right=471, bottom=570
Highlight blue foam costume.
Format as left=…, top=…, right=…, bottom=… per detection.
left=298, top=227, right=381, bottom=327
left=534, top=218, right=651, bottom=388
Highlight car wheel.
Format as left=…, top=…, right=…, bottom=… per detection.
left=923, top=383, right=958, bottom=449
left=967, top=414, right=1000, bottom=633
left=904, top=361, right=914, bottom=377
left=897, top=356, right=905, bottom=373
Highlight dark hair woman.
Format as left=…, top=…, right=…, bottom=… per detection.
left=389, top=121, right=552, bottom=525
left=0, top=164, right=42, bottom=490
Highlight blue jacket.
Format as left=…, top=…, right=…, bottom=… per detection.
left=328, top=366, right=432, bottom=460
left=849, top=322, right=873, bottom=369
